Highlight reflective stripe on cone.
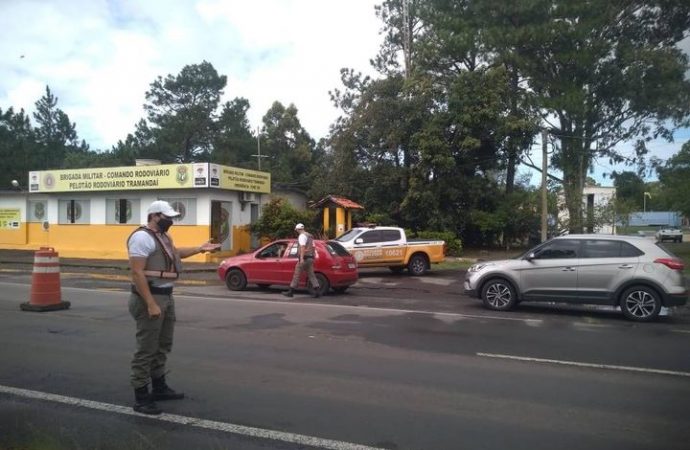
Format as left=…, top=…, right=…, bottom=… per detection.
left=20, top=247, right=70, bottom=312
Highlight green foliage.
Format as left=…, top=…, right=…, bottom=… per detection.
left=657, top=141, right=690, bottom=217
left=612, top=171, right=645, bottom=211
left=260, top=102, right=317, bottom=187
left=410, top=230, right=463, bottom=256
left=249, top=197, right=317, bottom=241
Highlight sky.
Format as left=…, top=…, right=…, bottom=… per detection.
left=0, top=0, right=688, bottom=187
left=0, top=0, right=382, bottom=149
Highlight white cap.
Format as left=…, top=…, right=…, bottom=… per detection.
left=295, top=223, right=305, bottom=230
left=147, top=200, right=180, bottom=217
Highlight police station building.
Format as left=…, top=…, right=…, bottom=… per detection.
left=0, top=161, right=270, bottom=262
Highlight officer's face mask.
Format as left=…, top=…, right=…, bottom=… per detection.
left=158, top=215, right=174, bottom=233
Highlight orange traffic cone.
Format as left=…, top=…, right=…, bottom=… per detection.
left=20, top=247, right=70, bottom=312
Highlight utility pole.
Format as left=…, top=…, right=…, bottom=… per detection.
left=541, top=129, right=549, bottom=242
left=251, top=126, right=268, bottom=170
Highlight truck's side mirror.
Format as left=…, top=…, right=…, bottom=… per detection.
left=355, top=238, right=363, bottom=244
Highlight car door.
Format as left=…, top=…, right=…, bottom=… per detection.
left=349, top=230, right=384, bottom=265
left=275, top=242, right=300, bottom=285
left=577, top=239, right=641, bottom=305
left=519, top=239, right=581, bottom=301
left=252, top=241, right=288, bottom=283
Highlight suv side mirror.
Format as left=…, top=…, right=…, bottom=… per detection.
left=354, top=238, right=363, bottom=244
left=525, top=252, right=536, bottom=261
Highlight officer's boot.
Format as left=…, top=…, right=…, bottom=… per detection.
left=152, top=375, right=185, bottom=401
left=281, top=288, right=294, bottom=298
left=133, top=385, right=162, bottom=415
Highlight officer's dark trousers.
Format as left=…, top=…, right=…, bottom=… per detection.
left=129, top=292, right=175, bottom=389
left=289, top=257, right=319, bottom=289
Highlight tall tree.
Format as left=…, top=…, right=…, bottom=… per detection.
left=33, top=86, right=83, bottom=169
left=486, top=0, right=690, bottom=232
left=656, top=141, right=690, bottom=217
left=211, top=98, right=256, bottom=167
left=141, top=61, right=227, bottom=162
left=611, top=171, right=645, bottom=210
left=0, top=107, right=37, bottom=188
left=260, top=102, right=316, bottom=186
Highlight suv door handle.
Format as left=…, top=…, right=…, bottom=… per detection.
left=561, top=267, right=576, bottom=272
left=618, top=264, right=635, bottom=269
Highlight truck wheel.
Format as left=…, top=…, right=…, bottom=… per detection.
left=407, top=254, right=428, bottom=276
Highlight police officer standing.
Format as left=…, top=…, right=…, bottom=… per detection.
left=127, top=200, right=220, bottom=415
left=282, top=223, right=320, bottom=298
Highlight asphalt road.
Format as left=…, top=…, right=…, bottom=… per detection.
left=1, top=267, right=689, bottom=450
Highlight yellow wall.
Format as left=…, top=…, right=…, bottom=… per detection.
left=0, top=224, right=28, bottom=245
left=336, top=207, right=345, bottom=237
left=0, top=223, right=252, bottom=262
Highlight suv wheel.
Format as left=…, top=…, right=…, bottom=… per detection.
left=620, top=286, right=662, bottom=322
left=481, top=279, right=517, bottom=311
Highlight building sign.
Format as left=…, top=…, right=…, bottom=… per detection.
left=27, top=163, right=270, bottom=193
left=0, top=208, right=21, bottom=229
left=29, top=164, right=197, bottom=193
left=211, top=164, right=271, bottom=193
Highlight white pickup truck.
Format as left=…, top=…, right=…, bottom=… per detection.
left=334, top=226, right=446, bottom=275
left=656, top=227, right=683, bottom=243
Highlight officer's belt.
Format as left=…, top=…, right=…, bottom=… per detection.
left=131, top=285, right=173, bottom=295
left=143, top=270, right=179, bottom=279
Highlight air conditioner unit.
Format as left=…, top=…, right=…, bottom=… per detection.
left=239, top=192, right=257, bottom=202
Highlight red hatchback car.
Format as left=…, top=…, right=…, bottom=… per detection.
left=217, top=239, right=358, bottom=295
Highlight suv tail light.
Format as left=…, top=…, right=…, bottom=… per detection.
left=654, top=258, right=685, bottom=271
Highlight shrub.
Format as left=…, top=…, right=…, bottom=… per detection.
left=409, top=230, right=462, bottom=256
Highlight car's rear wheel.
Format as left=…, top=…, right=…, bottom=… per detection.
left=481, top=278, right=517, bottom=311
left=225, top=269, right=247, bottom=291
left=309, top=273, right=329, bottom=296
left=619, top=285, right=661, bottom=322
left=407, top=254, right=429, bottom=276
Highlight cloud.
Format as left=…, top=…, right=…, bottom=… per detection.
left=0, top=0, right=383, bottom=150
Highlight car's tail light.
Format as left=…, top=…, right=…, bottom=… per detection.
left=654, top=258, right=685, bottom=271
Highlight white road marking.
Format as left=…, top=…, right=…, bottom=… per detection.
left=671, top=329, right=690, bottom=334
left=0, top=384, right=384, bottom=450
left=476, top=352, right=690, bottom=378
left=416, top=277, right=455, bottom=286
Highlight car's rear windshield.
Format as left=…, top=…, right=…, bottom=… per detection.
left=655, top=242, right=680, bottom=258
left=326, top=241, right=352, bottom=256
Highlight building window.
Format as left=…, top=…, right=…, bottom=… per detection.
left=27, top=201, right=47, bottom=222
left=159, top=198, right=196, bottom=225
left=106, top=199, right=140, bottom=224
left=58, top=200, right=90, bottom=224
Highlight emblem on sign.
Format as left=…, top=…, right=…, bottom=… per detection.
left=176, top=165, right=188, bottom=185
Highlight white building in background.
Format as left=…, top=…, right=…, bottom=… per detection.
left=558, top=186, right=617, bottom=234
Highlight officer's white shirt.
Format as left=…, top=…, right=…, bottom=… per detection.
left=128, top=230, right=157, bottom=258
left=128, top=229, right=174, bottom=288
left=298, top=233, right=308, bottom=246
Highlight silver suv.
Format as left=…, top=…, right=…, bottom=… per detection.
left=464, top=235, right=687, bottom=321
